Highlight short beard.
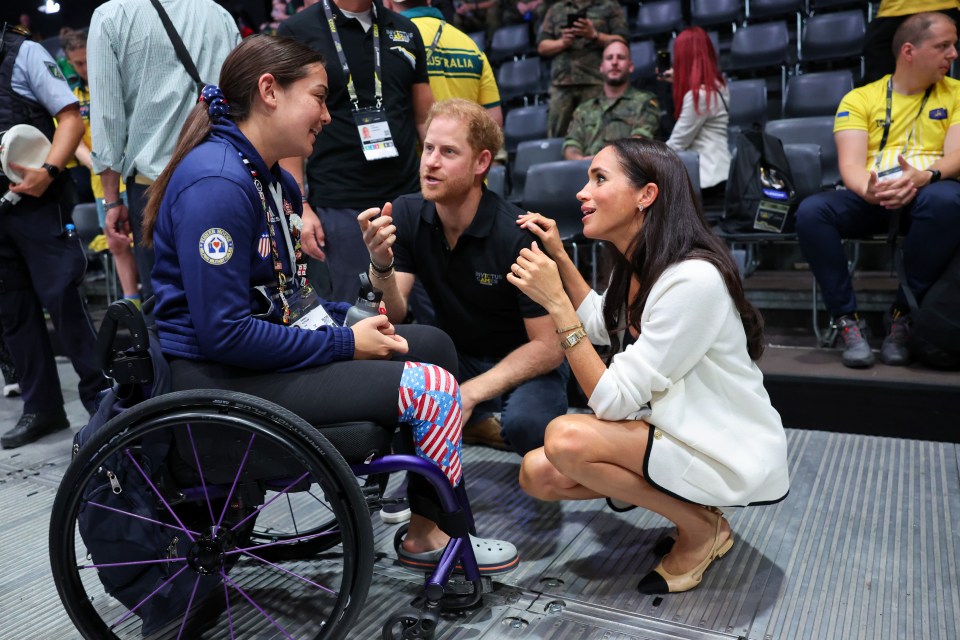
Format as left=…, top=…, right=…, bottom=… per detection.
left=605, top=75, right=628, bottom=88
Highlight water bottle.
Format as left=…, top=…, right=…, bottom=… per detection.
left=64, top=223, right=77, bottom=239
left=344, top=272, right=383, bottom=327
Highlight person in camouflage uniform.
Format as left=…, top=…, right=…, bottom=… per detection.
left=563, top=39, right=659, bottom=159
left=537, top=0, right=630, bottom=137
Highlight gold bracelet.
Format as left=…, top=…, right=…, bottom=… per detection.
left=555, top=322, right=583, bottom=334
left=560, top=327, right=587, bottom=350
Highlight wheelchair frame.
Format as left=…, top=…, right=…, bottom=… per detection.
left=49, top=300, right=488, bottom=640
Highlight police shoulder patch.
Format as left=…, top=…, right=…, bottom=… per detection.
left=199, top=228, right=234, bottom=265
left=45, top=61, right=65, bottom=81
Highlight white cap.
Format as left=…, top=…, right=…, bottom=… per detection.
left=0, top=124, right=52, bottom=183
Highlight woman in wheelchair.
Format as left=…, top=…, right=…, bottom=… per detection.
left=140, top=35, right=517, bottom=576
left=509, top=139, right=789, bottom=595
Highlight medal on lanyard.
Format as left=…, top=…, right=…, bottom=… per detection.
left=322, top=0, right=399, bottom=161
left=239, top=153, right=308, bottom=324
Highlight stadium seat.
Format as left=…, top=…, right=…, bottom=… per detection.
left=690, top=0, right=742, bottom=30
left=748, top=0, right=803, bottom=20
left=632, top=0, right=685, bottom=40
left=765, top=115, right=839, bottom=188
left=728, top=21, right=791, bottom=95
left=783, top=69, right=854, bottom=118
left=726, top=78, right=768, bottom=149
left=801, top=10, right=865, bottom=66
left=509, top=137, right=565, bottom=202
left=521, top=159, right=593, bottom=276
left=467, top=30, right=486, bottom=52
left=503, top=104, right=549, bottom=154
left=497, top=57, right=544, bottom=105
left=487, top=164, right=506, bottom=198
left=668, top=30, right=720, bottom=60
left=72, top=202, right=118, bottom=302
left=675, top=149, right=701, bottom=195
left=807, top=0, right=867, bottom=14
left=629, top=40, right=657, bottom=82
left=489, top=24, right=531, bottom=65
left=783, top=142, right=822, bottom=201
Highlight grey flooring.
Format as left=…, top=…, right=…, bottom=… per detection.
left=1, top=362, right=959, bottom=639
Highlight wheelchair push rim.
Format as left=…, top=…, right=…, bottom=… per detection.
left=49, top=389, right=375, bottom=640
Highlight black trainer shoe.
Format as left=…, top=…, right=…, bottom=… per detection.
left=880, top=311, right=913, bottom=366
left=835, top=315, right=875, bottom=368
left=1, top=409, right=70, bottom=449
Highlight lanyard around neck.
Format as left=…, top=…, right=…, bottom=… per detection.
left=322, top=0, right=383, bottom=111
left=426, top=20, right=443, bottom=60
left=238, top=152, right=304, bottom=324
left=877, top=77, right=933, bottom=164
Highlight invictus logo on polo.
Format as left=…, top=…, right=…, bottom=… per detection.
left=199, top=228, right=234, bottom=265
left=476, top=272, right=503, bottom=286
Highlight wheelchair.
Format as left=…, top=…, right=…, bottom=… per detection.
left=49, top=300, right=488, bottom=639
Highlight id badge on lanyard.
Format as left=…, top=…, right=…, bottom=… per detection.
left=288, top=283, right=339, bottom=329
left=354, top=107, right=399, bottom=160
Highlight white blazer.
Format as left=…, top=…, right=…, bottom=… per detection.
left=666, top=86, right=732, bottom=189
left=577, top=260, right=790, bottom=507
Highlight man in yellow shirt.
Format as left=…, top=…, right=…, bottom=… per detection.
left=863, top=0, right=960, bottom=83
left=60, top=29, right=140, bottom=305
left=797, top=13, right=960, bottom=369
left=384, top=0, right=502, bottom=126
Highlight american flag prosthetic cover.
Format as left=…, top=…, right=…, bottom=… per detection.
left=398, top=361, right=464, bottom=487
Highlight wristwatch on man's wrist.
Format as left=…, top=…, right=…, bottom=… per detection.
left=927, top=168, right=942, bottom=184
left=42, top=163, right=60, bottom=179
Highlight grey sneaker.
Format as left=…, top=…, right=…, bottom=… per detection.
left=835, top=315, right=875, bottom=368
left=880, top=311, right=913, bottom=366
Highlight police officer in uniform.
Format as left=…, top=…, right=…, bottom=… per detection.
left=0, top=23, right=106, bottom=449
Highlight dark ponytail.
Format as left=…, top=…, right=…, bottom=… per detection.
left=142, top=35, right=323, bottom=246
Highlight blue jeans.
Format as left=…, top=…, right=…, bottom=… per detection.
left=458, top=351, right=570, bottom=456
left=795, top=182, right=960, bottom=317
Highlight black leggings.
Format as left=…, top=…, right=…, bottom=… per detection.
left=168, top=324, right=459, bottom=523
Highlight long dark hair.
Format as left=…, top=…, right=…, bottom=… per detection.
left=142, top=35, right=322, bottom=246
left=603, top=138, right=765, bottom=360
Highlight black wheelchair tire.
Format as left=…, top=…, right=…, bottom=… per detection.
left=49, top=389, right=375, bottom=640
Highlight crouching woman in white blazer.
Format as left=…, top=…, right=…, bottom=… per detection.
left=509, top=138, right=789, bottom=595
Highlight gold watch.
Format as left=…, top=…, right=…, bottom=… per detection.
left=560, top=327, right=587, bottom=350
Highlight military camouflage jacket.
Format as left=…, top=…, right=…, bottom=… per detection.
left=537, top=0, right=630, bottom=87
left=563, top=87, right=660, bottom=156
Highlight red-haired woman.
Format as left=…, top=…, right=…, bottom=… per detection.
left=664, top=27, right=731, bottom=199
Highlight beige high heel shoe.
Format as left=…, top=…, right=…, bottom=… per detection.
left=637, top=508, right=733, bottom=595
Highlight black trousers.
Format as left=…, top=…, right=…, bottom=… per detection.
left=125, top=179, right=154, bottom=301
left=862, top=9, right=960, bottom=86
left=0, top=195, right=105, bottom=413
left=168, top=324, right=459, bottom=523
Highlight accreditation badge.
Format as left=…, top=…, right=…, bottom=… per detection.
left=353, top=107, right=399, bottom=161
left=288, top=284, right=338, bottom=330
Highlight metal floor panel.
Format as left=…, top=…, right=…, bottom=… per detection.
left=1, top=420, right=958, bottom=639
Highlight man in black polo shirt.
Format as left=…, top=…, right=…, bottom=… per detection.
left=279, top=0, right=433, bottom=302
left=359, top=99, right=569, bottom=457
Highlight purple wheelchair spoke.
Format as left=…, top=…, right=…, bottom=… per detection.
left=222, top=572, right=296, bottom=640
left=124, top=448, right=197, bottom=543
left=240, top=550, right=338, bottom=596
left=216, top=433, right=256, bottom=530
left=225, top=528, right=340, bottom=556
left=228, top=471, right=310, bottom=532
left=176, top=575, right=203, bottom=640
left=85, top=500, right=200, bottom=538
left=186, top=424, right=217, bottom=530
left=112, top=563, right=191, bottom=628
left=222, top=576, right=236, bottom=640
left=80, top=556, right=186, bottom=570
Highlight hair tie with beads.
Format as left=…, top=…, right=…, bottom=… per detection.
left=200, top=84, right=230, bottom=118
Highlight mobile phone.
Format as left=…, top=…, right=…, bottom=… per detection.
left=566, top=9, right=586, bottom=29
left=657, top=50, right=671, bottom=71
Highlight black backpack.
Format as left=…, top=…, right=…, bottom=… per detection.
left=899, top=246, right=960, bottom=370
left=722, top=128, right=800, bottom=234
